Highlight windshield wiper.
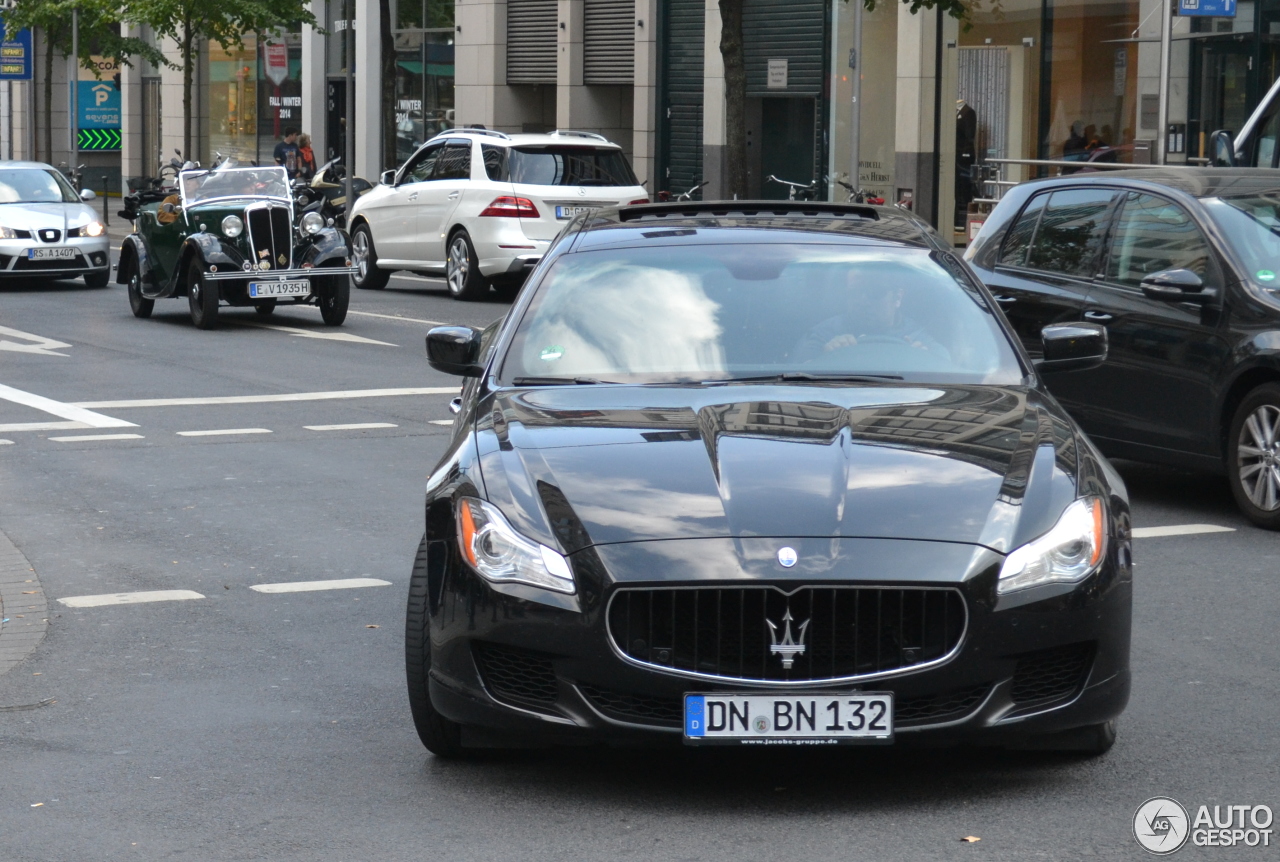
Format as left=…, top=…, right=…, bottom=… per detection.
left=701, top=372, right=905, bottom=385
left=510, top=376, right=618, bottom=386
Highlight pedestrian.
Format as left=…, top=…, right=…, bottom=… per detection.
left=274, top=127, right=300, bottom=177
left=297, top=133, right=317, bottom=180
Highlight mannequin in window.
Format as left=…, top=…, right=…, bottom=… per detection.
left=956, top=99, right=978, bottom=227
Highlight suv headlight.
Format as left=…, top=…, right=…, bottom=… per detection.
left=221, top=215, right=244, bottom=238
left=300, top=211, right=325, bottom=236
left=456, top=497, right=575, bottom=594
left=997, top=497, right=1106, bottom=594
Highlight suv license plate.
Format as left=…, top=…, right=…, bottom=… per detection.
left=555, top=205, right=595, bottom=220
left=248, top=280, right=310, bottom=298
left=684, top=692, right=893, bottom=746
left=28, top=247, right=77, bottom=260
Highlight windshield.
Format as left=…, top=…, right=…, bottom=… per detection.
left=508, top=146, right=637, bottom=187
left=0, top=169, right=79, bottom=204
left=1205, top=194, right=1280, bottom=286
left=501, top=244, right=1024, bottom=385
left=180, top=166, right=290, bottom=205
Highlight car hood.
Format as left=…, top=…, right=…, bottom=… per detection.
left=473, top=383, right=1083, bottom=553
left=0, top=202, right=97, bottom=232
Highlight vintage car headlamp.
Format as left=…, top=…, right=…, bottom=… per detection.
left=299, top=211, right=325, bottom=236
left=0, top=226, right=18, bottom=239
left=82, top=221, right=105, bottom=237
left=221, top=215, right=244, bottom=238
left=456, top=497, right=575, bottom=595
left=998, top=497, right=1106, bottom=594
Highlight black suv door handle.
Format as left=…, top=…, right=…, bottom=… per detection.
left=1084, top=310, right=1113, bottom=322
left=992, top=294, right=1017, bottom=304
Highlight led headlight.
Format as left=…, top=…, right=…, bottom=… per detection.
left=456, top=497, right=575, bottom=594
left=997, top=497, right=1106, bottom=594
left=300, top=211, right=325, bottom=236
left=221, top=215, right=244, bottom=238
left=82, top=221, right=105, bottom=237
left=0, top=226, right=18, bottom=239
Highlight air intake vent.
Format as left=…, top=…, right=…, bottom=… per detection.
left=1010, top=643, right=1094, bottom=705
left=472, top=642, right=560, bottom=713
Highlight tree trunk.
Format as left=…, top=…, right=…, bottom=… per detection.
left=718, top=0, right=747, bottom=199
left=182, top=16, right=193, bottom=161
left=380, top=0, right=397, bottom=171
left=42, top=35, right=54, bottom=163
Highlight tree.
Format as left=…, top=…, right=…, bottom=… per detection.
left=126, top=0, right=317, bottom=161
left=4, top=0, right=167, bottom=163
left=717, top=0, right=970, bottom=200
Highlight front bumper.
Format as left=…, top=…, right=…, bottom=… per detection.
left=424, top=536, right=1132, bottom=748
left=203, top=264, right=359, bottom=281
left=0, top=237, right=111, bottom=277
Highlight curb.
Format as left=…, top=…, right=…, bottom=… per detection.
left=0, top=528, right=48, bottom=676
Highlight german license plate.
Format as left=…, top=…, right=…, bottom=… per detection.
left=555, top=205, right=595, bottom=220
left=684, top=692, right=893, bottom=745
left=27, top=247, right=77, bottom=260
left=248, top=280, right=309, bottom=298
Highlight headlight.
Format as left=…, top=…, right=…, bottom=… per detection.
left=221, top=215, right=244, bottom=238
left=0, top=226, right=17, bottom=239
left=300, top=211, right=325, bottom=236
left=82, top=221, right=105, bottom=237
left=997, top=497, right=1106, bottom=594
left=456, top=497, right=575, bottom=594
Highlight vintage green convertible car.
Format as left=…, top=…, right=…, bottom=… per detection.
left=116, top=165, right=357, bottom=329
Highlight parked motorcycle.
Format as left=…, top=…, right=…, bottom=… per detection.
left=294, top=157, right=373, bottom=228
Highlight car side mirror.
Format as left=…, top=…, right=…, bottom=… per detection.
left=426, top=326, right=485, bottom=377
left=79, top=188, right=97, bottom=201
left=1037, top=322, right=1107, bottom=373
left=1140, top=268, right=1209, bottom=303
left=1210, top=129, right=1237, bottom=167
left=380, top=169, right=397, bottom=186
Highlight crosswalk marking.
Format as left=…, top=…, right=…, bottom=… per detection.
left=72, top=387, right=457, bottom=409
left=249, top=577, right=392, bottom=593
left=1132, top=524, right=1236, bottom=538
left=304, top=423, right=398, bottom=431
left=176, top=428, right=272, bottom=437
left=58, top=590, right=205, bottom=608
left=48, top=433, right=145, bottom=443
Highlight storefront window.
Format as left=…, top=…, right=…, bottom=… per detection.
left=208, top=28, right=304, bottom=166
left=393, top=0, right=455, bottom=166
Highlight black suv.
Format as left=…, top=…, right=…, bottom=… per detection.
left=967, top=168, right=1280, bottom=528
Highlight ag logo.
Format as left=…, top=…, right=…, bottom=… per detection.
left=1134, top=797, right=1190, bottom=854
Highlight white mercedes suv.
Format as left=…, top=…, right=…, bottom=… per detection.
left=348, top=130, right=649, bottom=300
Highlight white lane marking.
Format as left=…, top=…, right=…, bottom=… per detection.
left=72, top=387, right=457, bottom=409
left=176, top=428, right=272, bottom=437
left=48, top=433, right=145, bottom=442
left=348, top=311, right=445, bottom=325
left=249, top=577, right=392, bottom=593
left=224, top=319, right=397, bottom=346
left=0, top=383, right=137, bottom=428
left=428, top=419, right=454, bottom=426
left=1132, top=524, right=1237, bottom=538
left=58, top=590, right=205, bottom=608
left=0, top=420, right=90, bottom=433
left=0, top=325, right=73, bottom=357
left=0, top=439, right=12, bottom=445
left=304, top=423, right=398, bottom=431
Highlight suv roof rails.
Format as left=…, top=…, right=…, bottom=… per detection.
left=615, top=201, right=881, bottom=222
left=549, top=130, right=611, bottom=142
left=427, top=128, right=513, bottom=144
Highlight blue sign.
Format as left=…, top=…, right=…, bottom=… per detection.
left=78, top=80, right=120, bottom=129
left=0, top=18, right=33, bottom=80
left=1178, top=0, right=1236, bottom=16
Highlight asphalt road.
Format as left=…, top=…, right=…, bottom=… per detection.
left=0, top=261, right=1278, bottom=861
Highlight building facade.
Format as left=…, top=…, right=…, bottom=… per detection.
left=1, top=0, right=1274, bottom=245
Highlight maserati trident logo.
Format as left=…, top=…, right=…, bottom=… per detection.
left=766, top=608, right=810, bottom=669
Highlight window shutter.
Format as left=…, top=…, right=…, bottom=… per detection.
left=584, top=0, right=635, bottom=85
left=507, top=0, right=558, bottom=85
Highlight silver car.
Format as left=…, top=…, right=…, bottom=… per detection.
left=0, top=161, right=111, bottom=287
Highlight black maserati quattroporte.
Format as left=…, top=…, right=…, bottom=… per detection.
left=408, top=202, right=1132, bottom=758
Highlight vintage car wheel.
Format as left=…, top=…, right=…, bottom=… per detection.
left=405, top=535, right=467, bottom=758
left=351, top=224, right=389, bottom=291
left=84, top=269, right=110, bottom=289
left=187, top=259, right=219, bottom=330
left=254, top=300, right=277, bottom=316
left=1228, top=383, right=1280, bottom=529
left=127, top=271, right=153, bottom=319
left=319, top=276, right=350, bottom=326
left=446, top=230, right=490, bottom=302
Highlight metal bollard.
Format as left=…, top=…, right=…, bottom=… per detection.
left=102, top=175, right=110, bottom=225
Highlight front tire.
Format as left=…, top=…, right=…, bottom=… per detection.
left=1228, top=383, right=1280, bottom=529
left=84, top=269, right=110, bottom=288
left=446, top=230, right=490, bottom=301
left=127, top=270, right=153, bottom=319
left=319, top=276, right=350, bottom=326
left=351, top=223, right=390, bottom=290
left=406, top=535, right=466, bottom=758
left=187, top=259, right=218, bottom=330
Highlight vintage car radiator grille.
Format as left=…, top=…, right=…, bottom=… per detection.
left=246, top=205, right=292, bottom=269
left=607, top=586, right=966, bottom=684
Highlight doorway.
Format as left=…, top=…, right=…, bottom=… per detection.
left=757, top=97, right=816, bottom=199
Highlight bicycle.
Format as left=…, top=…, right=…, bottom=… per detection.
left=656, top=179, right=707, bottom=202
left=765, top=174, right=818, bottom=201
left=832, top=177, right=885, bottom=205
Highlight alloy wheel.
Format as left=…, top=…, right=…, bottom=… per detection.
left=352, top=231, right=370, bottom=281
left=447, top=236, right=469, bottom=295
left=1238, top=404, right=1280, bottom=511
